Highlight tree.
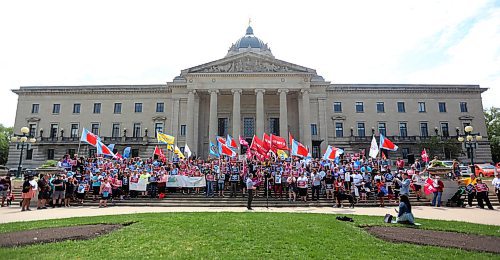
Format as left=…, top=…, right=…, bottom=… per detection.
left=417, top=136, right=461, bottom=160
left=484, top=107, right=500, bottom=163
left=0, top=124, right=14, bottom=165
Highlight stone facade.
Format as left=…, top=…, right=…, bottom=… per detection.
left=7, top=26, right=491, bottom=169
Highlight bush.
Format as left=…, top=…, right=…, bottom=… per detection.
left=40, top=160, right=58, bottom=168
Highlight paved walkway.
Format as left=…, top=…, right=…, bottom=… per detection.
left=1, top=205, right=499, bottom=226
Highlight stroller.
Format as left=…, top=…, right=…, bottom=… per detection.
left=446, top=186, right=466, bottom=207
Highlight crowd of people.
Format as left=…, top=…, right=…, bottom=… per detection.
left=1, top=154, right=498, bottom=219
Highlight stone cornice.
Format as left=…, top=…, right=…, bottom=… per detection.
left=184, top=73, right=315, bottom=78
left=328, top=84, right=487, bottom=94
left=12, top=85, right=170, bottom=95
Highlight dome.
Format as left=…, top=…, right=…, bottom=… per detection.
left=226, top=25, right=273, bottom=57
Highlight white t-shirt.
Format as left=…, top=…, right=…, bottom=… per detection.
left=492, top=177, right=500, bottom=189
left=353, top=173, right=363, bottom=185
left=344, top=172, right=351, bottom=182
left=297, top=176, right=308, bottom=188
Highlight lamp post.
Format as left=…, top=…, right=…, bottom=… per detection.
left=10, top=127, right=36, bottom=178
left=457, top=125, right=482, bottom=176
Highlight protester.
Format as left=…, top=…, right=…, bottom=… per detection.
left=51, top=175, right=65, bottom=208
left=246, top=173, right=255, bottom=210
left=431, top=175, right=444, bottom=207
left=459, top=174, right=478, bottom=207
left=21, top=176, right=36, bottom=211
left=493, top=172, right=500, bottom=209
left=0, top=176, right=12, bottom=207
left=297, top=172, right=308, bottom=202
left=99, top=178, right=112, bottom=208
left=475, top=178, right=494, bottom=210
left=287, top=173, right=296, bottom=202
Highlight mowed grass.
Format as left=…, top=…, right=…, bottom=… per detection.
left=0, top=212, right=499, bottom=259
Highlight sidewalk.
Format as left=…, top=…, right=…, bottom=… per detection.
left=1, top=205, right=499, bottom=225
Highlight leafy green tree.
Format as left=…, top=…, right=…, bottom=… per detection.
left=0, top=124, right=14, bottom=165
left=484, top=107, right=500, bottom=163
left=417, top=136, right=461, bottom=160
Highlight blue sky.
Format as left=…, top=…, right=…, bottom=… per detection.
left=0, top=0, right=499, bottom=126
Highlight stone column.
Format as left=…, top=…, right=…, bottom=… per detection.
left=278, top=89, right=289, bottom=141
left=209, top=89, right=219, bottom=141
left=193, top=95, right=199, bottom=155
left=186, top=90, right=196, bottom=149
left=301, top=89, right=312, bottom=148
left=171, top=98, right=180, bottom=140
left=232, top=89, right=242, bottom=139
left=255, top=89, right=265, bottom=138
left=318, top=97, right=328, bottom=152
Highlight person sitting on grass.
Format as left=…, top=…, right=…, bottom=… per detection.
left=395, top=195, right=414, bottom=225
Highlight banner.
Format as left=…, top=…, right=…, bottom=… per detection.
left=165, top=175, right=207, bottom=188
left=129, top=177, right=148, bottom=191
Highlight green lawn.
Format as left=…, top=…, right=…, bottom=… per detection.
left=0, top=212, right=499, bottom=259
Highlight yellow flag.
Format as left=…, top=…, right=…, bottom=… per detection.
left=157, top=132, right=175, bottom=145
left=277, top=149, right=288, bottom=159
left=167, top=144, right=174, bottom=151
left=174, top=145, right=185, bottom=159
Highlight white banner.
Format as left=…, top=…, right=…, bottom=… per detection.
left=129, top=178, right=148, bottom=191
left=165, top=175, right=207, bottom=188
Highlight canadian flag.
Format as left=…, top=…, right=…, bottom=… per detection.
left=421, top=148, right=429, bottom=162
left=271, top=134, right=288, bottom=150
left=424, top=177, right=437, bottom=195
left=80, top=128, right=99, bottom=147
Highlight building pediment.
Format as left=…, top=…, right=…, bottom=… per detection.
left=182, top=52, right=316, bottom=75
left=458, top=115, right=474, bottom=120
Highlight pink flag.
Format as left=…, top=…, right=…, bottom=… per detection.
left=239, top=136, right=249, bottom=146
left=424, top=177, right=437, bottom=195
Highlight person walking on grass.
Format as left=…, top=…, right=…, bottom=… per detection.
left=246, top=173, right=255, bottom=210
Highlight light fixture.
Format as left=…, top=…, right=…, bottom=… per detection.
left=458, top=136, right=464, bottom=142
left=29, top=138, right=37, bottom=143
left=10, top=136, right=17, bottom=142
left=465, top=125, right=473, bottom=133
left=476, top=135, right=482, bottom=141
left=20, top=127, right=29, bottom=134
left=20, top=136, right=28, bottom=142
left=466, top=135, right=473, bottom=142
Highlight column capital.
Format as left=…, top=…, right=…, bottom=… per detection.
left=188, top=89, right=197, bottom=95
left=255, top=88, right=266, bottom=94
left=301, top=89, right=310, bottom=94
left=231, top=89, right=242, bottom=94
left=208, top=89, right=219, bottom=94
left=277, top=88, right=289, bottom=94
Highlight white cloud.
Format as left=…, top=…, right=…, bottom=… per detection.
left=0, top=0, right=498, bottom=126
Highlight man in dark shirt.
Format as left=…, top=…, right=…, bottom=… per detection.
left=37, top=174, right=51, bottom=209
left=51, top=175, right=65, bottom=207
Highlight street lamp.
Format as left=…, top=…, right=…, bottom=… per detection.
left=10, top=127, right=36, bottom=178
left=457, top=125, right=482, bottom=176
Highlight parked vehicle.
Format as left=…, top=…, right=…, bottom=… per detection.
left=474, top=164, right=497, bottom=178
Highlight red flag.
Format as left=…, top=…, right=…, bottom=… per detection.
left=219, top=143, right=237, bottom=157
left=289, top=132, right=294, bottom=147
left=154, top=145, right=165, bottom=160
left=217, top=136, right=226, bottom=145
left=424, top=177, right=437, bottom=195
left=250, top=135, right=269, bottom=155
left=80, top=128, right=99, bottom=147
left=271, top=134, right=288, bottom=150
left=239, top=136, right=249, bottom=146
left=421, top=148, right=429, bottom=162
left=263, top=133, right=272, bottom=151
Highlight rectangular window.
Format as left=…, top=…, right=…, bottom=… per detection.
left=91, top=123, right=100, bottom=136
left=441, top=122, right=449, bottom=137
left=397, top=102, right=405, bottom=113
left=357, top=122, right=365, bottom=137
left=243, top=118, right=255, bottom=137
left=31, top=104, right=39, bottom=114
left=376, top=102, right=385, bottom=113
left=420, top=122, right=428, bottom=137
left=270, top=118, right=280, bottom=136
left=355, top=102, right=364, bottom=113
left=47, top=149, right=55, bottom=160
left=93, top=103, right=101, bottom=114
left=333, top=102, right=342, bottom=113
left=418, top=102, right=426, bottom=113
left=133, top=123, right=141, bottom=137
left=134, top=103, right=143, bottom=113
left=335, top=122, right=343, bottom=137
left=29, top=123, right=37, bottom=137
left=218, top=118, right=228, bottom=137
left=112, top=123, right=120, bottom=138
left=438, top=102, right=447, bottom=113
left=460, top=102, right=468, bottom=113
left=50, top=124, right=58, bottom=138
left=70, top=123, right=79, bottom=138
left=311, top=124, right=318, bottom=136
left=68, top=149, right=76, bottom=158
left=155, top=123, right=164, bottom=137
left=378, top=122, right=387, bottom=136
left=26, top=149, right=33, bottom=160
left=52, top=104, right=60, bottom=114
left=131, top=149, right=139, bottom=158
left=73, top=103, right=81, bottom=114
left=156, top=102, right=164, bottom=113
left=114, top=103, right=122, bottom=114
left=399, top=122, right=408, bottom=137
left=180, top=125, right=186, bottom=136
left=88, top=148, right=96, bottom=158
left=402, top=148, right=410, bottom=159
